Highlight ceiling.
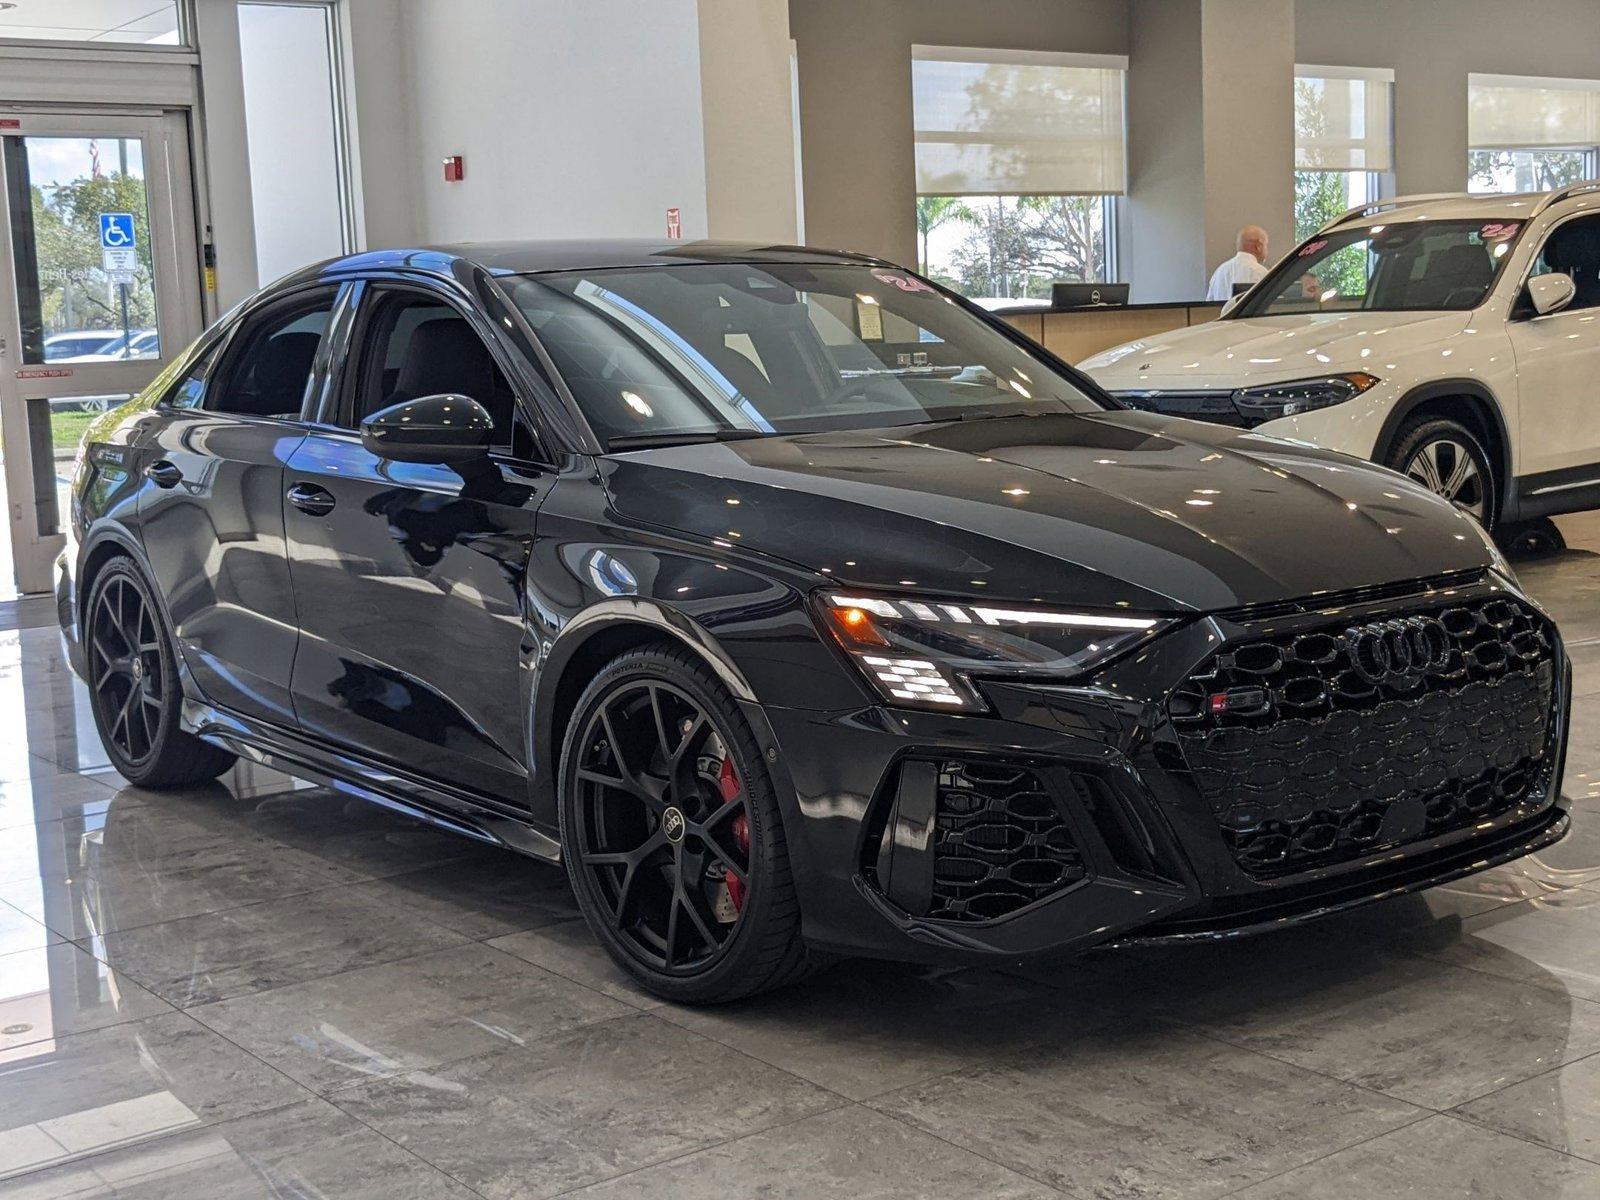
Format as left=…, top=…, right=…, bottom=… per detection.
left=0, top=1, right=180, bottom=44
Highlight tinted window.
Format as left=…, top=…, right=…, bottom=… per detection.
left=1531, top=215, right=1600, bottom=311
left=209, top=292, right=336, bottom=417
left=1238, top=220, right=1522, bottom=316
left=166, top=341, right=222, bottom=409
left=497, top=262, right=1101, bottom=447
left=349, top=290, right=517, bottom=446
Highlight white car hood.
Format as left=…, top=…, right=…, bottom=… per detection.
left=1080, top=310, right=1474, bottom=390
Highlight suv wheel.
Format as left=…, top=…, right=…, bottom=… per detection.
left=1386, top=417, right=1497, bottom=528
left=558, top=643, right=810, bottom=1003
left=84, top=557, right=237, bottom=787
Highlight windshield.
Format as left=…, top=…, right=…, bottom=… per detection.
left=497, top=262, right=1103, bottom=447
left=1235, top=219, right=1523, bottom=317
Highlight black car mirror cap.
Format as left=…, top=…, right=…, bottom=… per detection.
left=359, top=393, right=495, bottom=464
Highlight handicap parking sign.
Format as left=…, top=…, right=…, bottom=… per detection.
left=99, top=212, right=136, bottom=249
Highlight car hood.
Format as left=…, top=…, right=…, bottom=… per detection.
left=1079, top=310, right=1472, bottom=390
left=600, top=411, right=1494, bottom=613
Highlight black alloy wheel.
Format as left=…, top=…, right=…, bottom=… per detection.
left=573, top=678, right=751, bottom=971
left=560, top=644, right=811, bottom=1002
left=83, top=557, right=236, bottom=787
left=88, top=570, right=167, bottom=767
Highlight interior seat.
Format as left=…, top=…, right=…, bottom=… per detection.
left=245, top=331, right=320, bottom=416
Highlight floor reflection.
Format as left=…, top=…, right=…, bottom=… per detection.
left=4, top=517, right=1600, bottom=1194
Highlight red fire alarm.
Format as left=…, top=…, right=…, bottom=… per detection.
left=442, top=155, right=464, bottom=183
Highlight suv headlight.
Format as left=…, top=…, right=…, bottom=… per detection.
left=818, top=591, right=1171, bottom=711
left=1233, top=372, right=1379, bottom=422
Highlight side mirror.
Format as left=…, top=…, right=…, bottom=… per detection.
left=1220, top=293, right=1245, bottom=317
left=360, top=393, right=494, bottom=464
left=1527, top=272, right=1577, bottom=317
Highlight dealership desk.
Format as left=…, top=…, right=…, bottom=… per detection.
left=1000, top=300, right=1224, bottom=364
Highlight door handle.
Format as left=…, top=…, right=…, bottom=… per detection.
left=286, top=482, right=336, bottom=516
left=144, top=460, right=183, bottom=488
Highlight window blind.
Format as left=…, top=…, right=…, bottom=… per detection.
left=1470, top=73, right=1600, bottom=150
left=1295, top=65, right=1394, bottom=172
left=911, top=46, right=1127, bottom=195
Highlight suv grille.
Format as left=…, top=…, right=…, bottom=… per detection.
left=1170, top=595, right=1556, bottom=877
left=1113, top=389, right=1252, bottom=428
left=929, top=760, right=1086, bottom=921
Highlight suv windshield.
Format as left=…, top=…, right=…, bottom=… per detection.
left=1235, top=219, right=1523, bottom=317
left=497, top=262, right=1102, bottom=447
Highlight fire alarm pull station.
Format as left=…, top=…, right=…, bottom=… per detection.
left=443, top=156, right=464, bottom=183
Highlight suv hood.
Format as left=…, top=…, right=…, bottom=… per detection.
left=1080, top=310, right=1472, bottom=390
left=600, top=411, right=1493, bottom=613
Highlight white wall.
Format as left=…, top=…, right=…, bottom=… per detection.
left=392, top=0, right=710, bottom=244
left=238, top=2, right=347, bottom=283
left=697, top=0, right=799, bottom=243
left=1297, top=0, right=1600, bottom=195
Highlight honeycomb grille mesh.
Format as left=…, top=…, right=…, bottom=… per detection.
left=1171, top=595, right=1557, bottom=877
left=929, top=760, right=1086, bottom=921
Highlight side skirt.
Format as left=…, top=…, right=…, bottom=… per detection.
left=1507, top=466, right=1600, bottom=522
left=181, top=699, right=562, bottom=864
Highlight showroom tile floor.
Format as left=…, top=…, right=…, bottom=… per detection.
left=5, top=519, right=1600, bottom=1198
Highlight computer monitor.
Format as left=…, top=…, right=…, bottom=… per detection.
left=1051, top=282, right=1130, bottom=309
left=1232, top=282, right=1255, bottom=297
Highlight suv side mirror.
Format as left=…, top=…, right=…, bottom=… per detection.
left=1527, top=272, right=1577, bottom=317
left=1220, top=293, right=1245, bottom=317
left=360, top=393, right=494, bottom=464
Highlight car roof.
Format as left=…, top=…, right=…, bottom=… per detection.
left=1330, top=190, right=1583, bottom=234
left=280, top=239, right=890, bottom=288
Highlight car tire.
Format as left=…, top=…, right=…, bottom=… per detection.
left=558, top=642, right=812, bottom=1003
left=1384, top=417, right=1498, bottom=529
left=83, top=556, right=237, bottom=788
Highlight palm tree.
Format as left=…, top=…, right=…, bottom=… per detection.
left=917, top=196, right=976, bottom=274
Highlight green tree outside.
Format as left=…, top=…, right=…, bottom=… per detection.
left=32, top=170, right=156, bottom=342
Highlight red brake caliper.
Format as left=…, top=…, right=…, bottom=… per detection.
left=719, top=756, right=750, bottom=912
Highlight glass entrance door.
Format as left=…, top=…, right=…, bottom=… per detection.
left=0, top=111, right=201, bottom=595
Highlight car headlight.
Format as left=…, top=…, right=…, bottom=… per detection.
left=818, top=591, right=1171, bottom=711
left=1232, top=372, right=1379, bottom=422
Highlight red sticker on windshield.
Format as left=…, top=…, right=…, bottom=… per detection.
left=1479, top=221, right=1521, bottom=241
left=1298, top=239, right=1328, bottom=257
left=871, top=269, right=935, bottom=293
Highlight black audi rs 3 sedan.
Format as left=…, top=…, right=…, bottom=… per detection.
left=57, top=240, right=1570, bottom=1002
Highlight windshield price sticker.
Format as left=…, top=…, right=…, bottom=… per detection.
left=1479, top=221, right=1521, bottom=241
left=1298, top=239, right=1328, bottom=257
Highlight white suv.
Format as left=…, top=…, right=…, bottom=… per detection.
left=1080, top=185, right=1600, bottom=530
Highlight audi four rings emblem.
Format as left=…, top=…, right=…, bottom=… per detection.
left=1345, top=616, right=1452, bottom=684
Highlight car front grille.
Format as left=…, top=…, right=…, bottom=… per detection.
left=1112, top=389, right=1253, bottom=428
left=1170, top=594, right=1557, bottom=877
left=928, top=759, right=1086, bottom=921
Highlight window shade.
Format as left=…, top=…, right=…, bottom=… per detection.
left=1295, top=66, right=1393, bottom=172
left=1469, top=74, right=1600, bottom=150
left=911, top=46, right=1127, bottom=196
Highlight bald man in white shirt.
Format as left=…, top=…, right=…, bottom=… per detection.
left=1206, top=225, right=1271, bottom=301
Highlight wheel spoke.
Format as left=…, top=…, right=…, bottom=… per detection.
left=111, top=685, right=136, bottom=748
left=663, top=887, right=682, bottom=968
left=647, top=685, right=673, bottom=756
left=1442, top=449, right=1478, bottom=500
left=1408, top=444, right=1444, bottom=492
left=590, top=708, right=665, bottom=812
left=675, top=882, right=721, bottom=951
left=666, top=713, right=710, bottom=804
left=699, top=830, right=746, bottom=881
